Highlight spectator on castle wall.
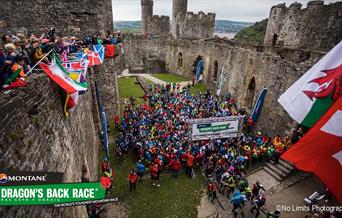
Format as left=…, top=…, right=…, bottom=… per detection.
left=30, top=38, right=48, bottom=66
left=2, top=34, right=12, bottom=44
left=0, top=43, right=17, bottom=87
left=12, top=37, right=22, bottom=54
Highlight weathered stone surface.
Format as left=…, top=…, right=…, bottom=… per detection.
left=264, top=1, right=342, bottom=51
left=0, top=0, right=114, bottom=37
left=94, top=59, right=120, bottom=118
left=0, top=74, right=100, bottom=217
left=174, top=11, right=216, bottom=39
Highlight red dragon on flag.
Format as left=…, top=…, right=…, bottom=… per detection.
left=304, top=64, right=342, bottom=101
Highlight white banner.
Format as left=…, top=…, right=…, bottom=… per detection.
left=187, top=116, right=241, bottom=141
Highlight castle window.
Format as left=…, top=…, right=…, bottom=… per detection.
left=272, top=34, right=278, bottom=46
left=213, top=61, right=218, bottom=81
left=178, top=52, right=183, bottom=68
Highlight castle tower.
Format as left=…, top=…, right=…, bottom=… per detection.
left=172, top=0, right=188, bottom=37
left=141, top=0, right=153, bottom=34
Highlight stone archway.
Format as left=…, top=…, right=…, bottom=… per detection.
left=246, top=77, right=256, bottom=110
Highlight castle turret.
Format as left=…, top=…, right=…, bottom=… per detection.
left=141, top=0, right=153, bottom=34
left=172, top=0, right=188, bottom=37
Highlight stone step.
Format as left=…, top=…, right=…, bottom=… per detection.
left=273, top=162, right=292, bottom=174
left=263, top=166, right=284, bottom=181
left=279, top=158, right=295, bottom=171
left=265, top=162, right=288, bottom=177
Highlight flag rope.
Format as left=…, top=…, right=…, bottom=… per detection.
left=64, top=93, right=70, bottom=117
left=24, top=49, right=54, bottom=76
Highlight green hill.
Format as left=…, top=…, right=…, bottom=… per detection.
left=234, top=19, right=268, bottom=43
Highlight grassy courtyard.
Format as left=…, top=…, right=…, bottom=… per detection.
left=189, top=83, right=207, bottom=94
left=104, top=77, right=204, bottom=218
left=151, top=73, right=190, bottom=83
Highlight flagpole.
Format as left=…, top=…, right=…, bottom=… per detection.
left=24, top=49, right=54, bottom=76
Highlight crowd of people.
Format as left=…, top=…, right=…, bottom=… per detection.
left=0, top=28, right=126, bottom=91
left=114, top=83, right=295, bottom=217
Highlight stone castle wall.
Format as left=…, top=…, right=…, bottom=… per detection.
left=264, top=1, right=342, bottom=51
left=0, top=73, right=101, bottom=217
left=150, top=15, right=170, bottom=35
left=0, top=0, right=114, bottom=37
left=174, top=11, right=216, bottom=39
left=123, top=35, right=325, bottom=136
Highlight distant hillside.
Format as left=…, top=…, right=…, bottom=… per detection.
left=214, top=20, right=253, bottom=34
left=114, top=20, right=253, bottom=34
left=114, top=21, right=141, bottom=33
left=234, top=19, right=268, bottom=43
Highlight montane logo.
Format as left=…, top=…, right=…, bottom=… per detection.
left=0, top=174, right=47, bottom=184
left=0, top=173, right=8, bottom=184
left=7, top=175, right=47, bottom=182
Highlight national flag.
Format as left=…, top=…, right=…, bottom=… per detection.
left=196, top=60, right=204, bottom=81
left=39, top=53, right=88, bottom=94
left=87, top=50, right=101, bottom=67
left=92, top=45, right=104, bottom=63
left=118, top=43, right=124, bottom=55
left=62, top=61, right=83, bottom=70
left=63, top=60, right=89, bottom=83
left=74, top=52, right=87, bottom=61
left=282, top=97, right=342, bottom=203
left=60, top=47, right=69, bottom=62
left=216, top=67, right=224, bottom=96
left=105, top=44, right=115, bottom=58
left=64, top=60, right=89, bottom=113
left=278, top=41, right=342, bottom=127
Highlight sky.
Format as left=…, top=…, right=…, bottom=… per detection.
left=112, top=0, right=339, bottom=22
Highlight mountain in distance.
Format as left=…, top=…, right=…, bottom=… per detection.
left=114, top=20, right=253, bottom=34
left=234, top=19, right=268, bottom=43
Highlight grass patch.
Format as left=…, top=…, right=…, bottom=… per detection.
left=109, top=151, right=204, bottom=218
left=152, top=73, right=190, bottom=83
left=118, top=77, right=145, bottom=99
left=102, top=76, right=204, bottom=217
left=190, top=83, right=207, bottom=94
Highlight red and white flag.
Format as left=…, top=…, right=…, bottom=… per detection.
left=282, top=97, right=342, bottom=203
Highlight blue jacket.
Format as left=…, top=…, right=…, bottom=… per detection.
left=136, top=162, right=145, bottom=173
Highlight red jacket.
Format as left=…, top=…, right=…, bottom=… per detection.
left=150, top=165, right=158, bottom=177
left=167, top=159, right=182, bottom=171
left=187, top=154, right=195, bottom=167
left=128, top=173, right=138, bottom=183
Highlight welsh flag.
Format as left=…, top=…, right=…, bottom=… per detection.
left=278, top=41, right=342, bottom=127
left=282, top=97, right=342, bottom=203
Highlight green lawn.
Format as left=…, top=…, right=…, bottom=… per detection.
left=118, top=77, right=145, bottom=99
left=108, top=151, right=204, bottom=218
left=103, top=76, right=204, bottom=218
left=152, top=73, right=190, bottom=83
left=190, top=83, right=207, bottom=94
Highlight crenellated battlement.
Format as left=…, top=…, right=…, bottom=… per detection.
left=150, top=15, right=170, bottom=35
left=264, top=0, right=342, bottom=51
left=174, top=10, right=215, bottom=39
